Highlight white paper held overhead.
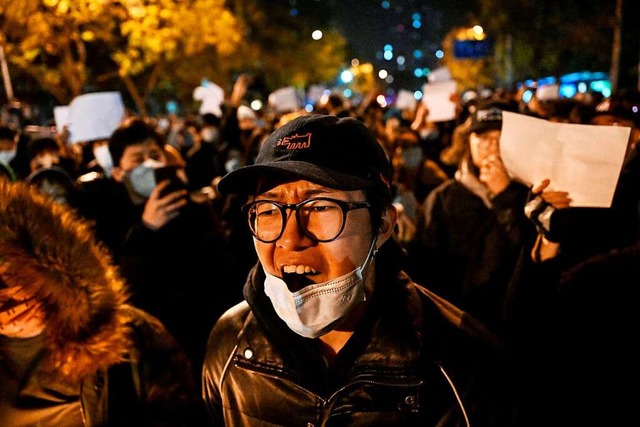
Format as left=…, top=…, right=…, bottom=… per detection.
left=499, top=111, right=631, bottom=208
left=67, top=92, right=125, bottom=144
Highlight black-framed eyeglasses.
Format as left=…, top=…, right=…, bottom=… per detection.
left=242, top=197, right=372, bottom=243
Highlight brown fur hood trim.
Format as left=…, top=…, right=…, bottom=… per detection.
left=0, top=179, right=132, bottom=382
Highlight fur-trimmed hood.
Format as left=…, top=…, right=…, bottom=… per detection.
left=0, top=178, right=132, bottom=383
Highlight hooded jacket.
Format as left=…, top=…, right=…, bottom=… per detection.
left=0, top=179, right=205, bottom=426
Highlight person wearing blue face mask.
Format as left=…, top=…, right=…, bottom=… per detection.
left=77, top=117, right=189, bottom=255
left=203, top=114, right=516, bottom=426
left=77, top=117, right=242, bottom=384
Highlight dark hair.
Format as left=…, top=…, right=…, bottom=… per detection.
left=327, top=93, right=345, bottom=109
left=0, top=125, right=18, bottom=141
left=27, top=137, right=59, bottom=160
left=201, top=113, right=221, bottom=127
left=365, top=183, right=393, bottom=234
left=109, top=117, right=165, bottom=166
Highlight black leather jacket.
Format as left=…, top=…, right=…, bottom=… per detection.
left=203, top=245, right=513, bottom=427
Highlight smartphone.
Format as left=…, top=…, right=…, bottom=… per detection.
left=154, top=165, right=187, bottom=197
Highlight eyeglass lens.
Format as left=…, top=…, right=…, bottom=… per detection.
left=248, top=199, right=345, bottom=242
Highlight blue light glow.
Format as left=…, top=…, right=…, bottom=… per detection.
left=166, top=101, right=178, bottom=114
left=537, top=76, right=557, bottom=86
left=521, top=89, right=534, bottom=103
left=559, top=84, right=577, bottom=98
left=560, top=71, right=609, bottom=84
left=589, top=80, right=612, bottom=96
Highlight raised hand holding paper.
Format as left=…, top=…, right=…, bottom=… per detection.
left=499, top=111, right=630, bottom=207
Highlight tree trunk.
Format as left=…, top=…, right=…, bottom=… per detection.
left=0, top=45, right=14, bottom=102
left=122, top=75, right=147, bottom=116
left=610, top=0, right=623, bottom=94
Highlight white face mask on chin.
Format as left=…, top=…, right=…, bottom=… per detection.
left=0, top=148, right=16, bottom=165
left=263, top=237, right=378, bottom=339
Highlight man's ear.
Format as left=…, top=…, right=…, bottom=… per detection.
left=111, top=167, right=125, bottom=183
left=375, top=204, right=398, bottom=249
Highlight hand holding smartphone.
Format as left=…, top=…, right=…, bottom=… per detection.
left=154, top=166, right=187, bottom=197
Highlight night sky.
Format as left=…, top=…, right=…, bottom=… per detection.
left=296, top=0, right=475, bottom=91
left=332, top=0, right=471, bottom=63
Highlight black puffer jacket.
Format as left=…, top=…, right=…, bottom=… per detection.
left=203, top=243, right=514, bottom=427
left=0, top=179, right=206, bottom=426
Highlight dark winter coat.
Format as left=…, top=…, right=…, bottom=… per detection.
left=409, top=175, right=533, bottom=331
left=506, top=241, right=640, bottom=427
left=0, top=179, right=207, bottom=426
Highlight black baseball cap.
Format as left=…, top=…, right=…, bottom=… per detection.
left=469, top=99, right=518, bottom=134
left=217, top=114, right=392, bottom=195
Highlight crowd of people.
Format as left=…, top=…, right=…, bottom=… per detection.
left=1, top=74, right=639, bottom=425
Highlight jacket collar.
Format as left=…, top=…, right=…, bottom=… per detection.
left=241, top=260, right=424, bottom=377
left=455, top=158, right=494, bottom=208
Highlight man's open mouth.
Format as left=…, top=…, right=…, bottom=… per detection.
left=282, top=265, right=318, bottom=292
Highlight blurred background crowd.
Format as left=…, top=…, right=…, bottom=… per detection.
left=1, top=0, right=639, bottom=424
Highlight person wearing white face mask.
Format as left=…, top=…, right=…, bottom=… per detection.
left=0, top=125, right=19, bottom=181
left=75, top=117, right=240, bottom=381
left=203, top=114, right=516, bottom=426
left=407, top=99, right=532, bottom=334
left=0, top=126, right=18, bottom=165
left=81, top=139, right=115, bottom=178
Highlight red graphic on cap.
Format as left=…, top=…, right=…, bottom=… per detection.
left=276, top=133, right=311, bottom=150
